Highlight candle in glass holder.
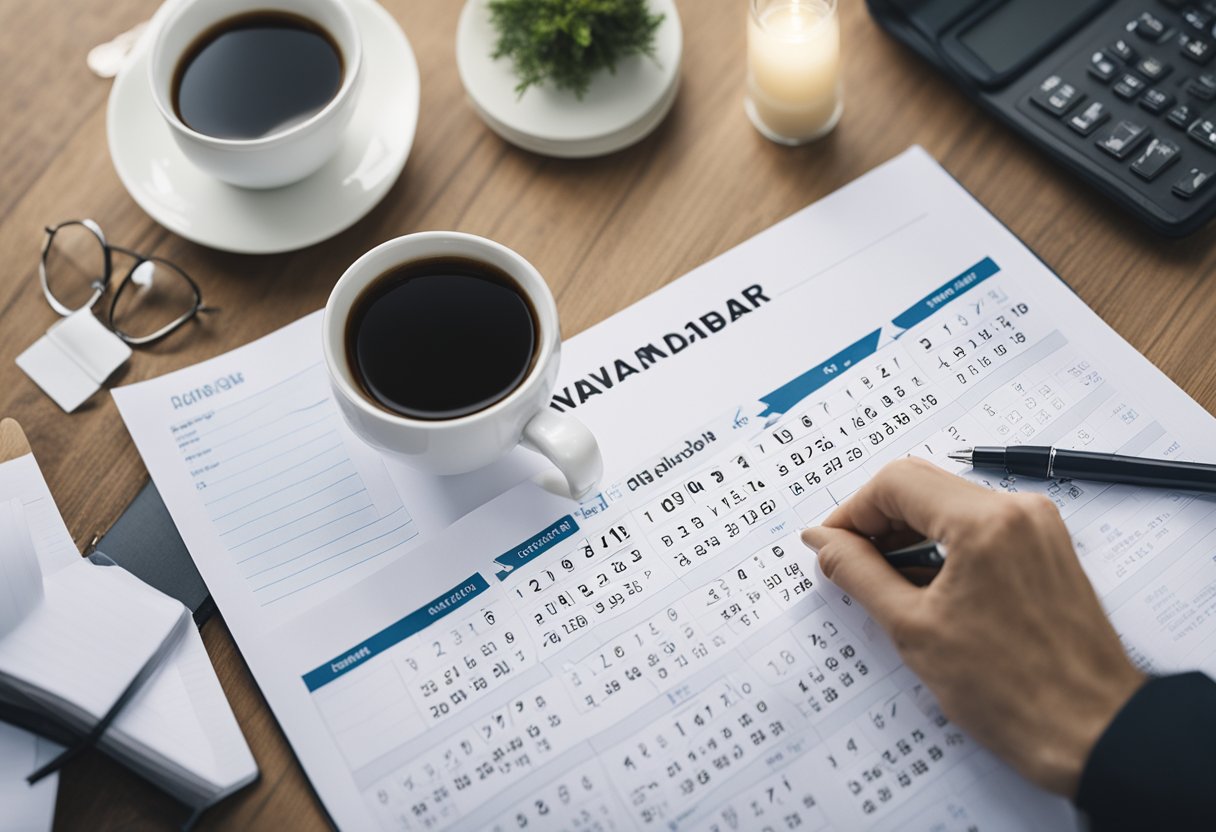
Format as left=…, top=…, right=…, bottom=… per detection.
left=746, top=0, right=842, bottom=145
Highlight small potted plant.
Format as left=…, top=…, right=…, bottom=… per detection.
left=456, top=0, right=682, bottom=157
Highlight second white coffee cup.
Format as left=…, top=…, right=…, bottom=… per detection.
left=322, top=232, right=603, bottom=499
left=147, top=0, right=362, bottom=189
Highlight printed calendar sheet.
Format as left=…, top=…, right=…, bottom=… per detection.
left=117, top=148, right=1216, bottom=830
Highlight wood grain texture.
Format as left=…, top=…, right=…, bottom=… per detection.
left=0, top=0, right=1211, bottom=827
left=0, top=418, right=32, bottom=461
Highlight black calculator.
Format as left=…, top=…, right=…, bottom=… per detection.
left=867, top=0, right=1216, bottom=237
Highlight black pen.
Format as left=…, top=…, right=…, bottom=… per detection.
left=949, top=445, right=1216, bottom=494
left=882, top=539, right=947, bottom=570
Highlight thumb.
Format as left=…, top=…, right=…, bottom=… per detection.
left=801, top=526, right=920, bottom=634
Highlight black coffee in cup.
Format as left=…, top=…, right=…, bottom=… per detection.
left=172, top=11, right=344, bottom=140
left=346, top=258, right=538, bottom=420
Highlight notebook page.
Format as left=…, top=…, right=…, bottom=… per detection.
left=170, top=621, right=258, bottom=797
left=0, top=455, right=79, bottom=577
left=0, top=498, right=42, bottom=635
left=114, top=619, right=257, bottom=799
left=0, top=560, right=184, bottom=721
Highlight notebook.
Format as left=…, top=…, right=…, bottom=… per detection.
left=0, top=420, right=258, bottom=811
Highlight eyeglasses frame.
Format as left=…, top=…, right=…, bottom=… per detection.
left=39, top=219, right=209, bottom=346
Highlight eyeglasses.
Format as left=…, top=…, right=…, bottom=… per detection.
left=39, top=219, right=213, bottom=346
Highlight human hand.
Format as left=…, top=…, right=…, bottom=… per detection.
left=801, top=458, right=1145, bottom=798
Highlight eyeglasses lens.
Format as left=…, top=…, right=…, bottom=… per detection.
left=110, top=257, right=200, bottom=341
left=43, top=223, right=106, bottom=312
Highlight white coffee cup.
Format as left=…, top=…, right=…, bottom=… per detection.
left=147, top=0, right=362, bottom=189
left=322, top=233, right=603, bottom=499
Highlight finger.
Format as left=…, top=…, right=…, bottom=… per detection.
left=823, top=458, right=989, bottom=540
left=801, top=526, right=920, bottom=633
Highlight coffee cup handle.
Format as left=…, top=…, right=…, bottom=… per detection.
left=521, top=410, right=603, bottom=500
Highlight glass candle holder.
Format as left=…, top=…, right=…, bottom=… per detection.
left=745, top=0, right=843, bottom=145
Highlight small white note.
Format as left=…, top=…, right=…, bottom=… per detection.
left=16, top=310, right=131, bottom=412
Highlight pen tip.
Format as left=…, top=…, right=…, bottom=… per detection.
left=947, top=449, right=973, bottom=464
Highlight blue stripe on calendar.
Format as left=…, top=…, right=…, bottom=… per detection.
left=493, top=515, right=579, bottom=581
left=890, top=257, right=1000, bottom=330
left=757, top=257, right=1000, bottom=417
left=758, top=329, right=882, bottom=418
left=301, top=573, right=490, bottom=691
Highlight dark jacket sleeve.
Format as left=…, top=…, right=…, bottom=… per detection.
left=1075, top=671, right=1216, bottom=831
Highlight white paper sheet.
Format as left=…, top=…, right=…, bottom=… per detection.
left=116, top=147, right=1216, bottom=830
left=0, top=455, right=81, bottom=578
left=0, top=499, right=43, bottom=635
left=114, top=319, right=435, bottom=627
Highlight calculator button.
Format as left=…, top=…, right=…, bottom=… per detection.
left=1030, top=76, right=1084, bottom=115
left=1096, top=120, right=1152, bottom=159
left=1141, top=87, right=1176, bottom=113
left=1137, top=55, right=1173, bottom=80
left=1184, top=8, right=1214, bottom=32
left=1182, top=36, right=1215, bottom=64
left=1131, top=138, right=1182, bottom=179
left=1135, top=11, right=1168, bottom=41
left=1089, top=51, right=1119, bottom=82
left=1114, top=73, right=1148, bottom=99
left=1189, top=72, right=1216, bottom=100
left=1110, top=38, right=1137, bottom=61
left=1168, top=102, right=1197, bottom=126
left=1171, top=166, right=1214, bottom=197
left=1068, top=101, right=1111, bottom=135
left=1191, top=72, right=1216, bottom=101
left=1188, top=116, right=1216, bottom=150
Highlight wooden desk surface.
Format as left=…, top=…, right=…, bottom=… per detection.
left=1, top=0, right=1213, bottom=827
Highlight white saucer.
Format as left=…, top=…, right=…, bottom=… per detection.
left=456, top=0, right=681, bottom=158
left=107, top=0, right=419, bottom=255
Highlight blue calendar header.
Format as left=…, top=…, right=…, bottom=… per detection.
left=758, top=329, right=882, bottom=418
left=494, top=515, right=579, bottom=581
left=302, top=573, right=490, bottom=692
left=890, top=257, right=1000, bottom=331
left=757, top=257, right=1000, bottom=417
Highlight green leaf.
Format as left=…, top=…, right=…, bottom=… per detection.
left=573, top=20, right=592, bottom=47
left=488, top=0, right=666, bottom=100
